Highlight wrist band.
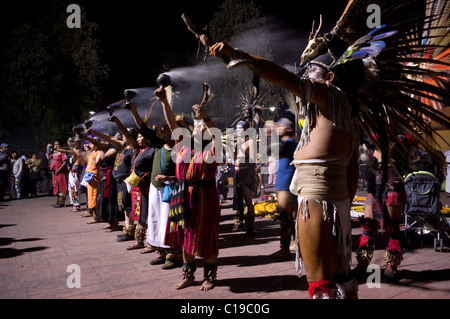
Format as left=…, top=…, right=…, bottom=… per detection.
left=232, top=48, right=244, bottom=60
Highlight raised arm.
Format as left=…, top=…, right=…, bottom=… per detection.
left=109, top=115, right=139, bottom=150
left=98, top=147, right=118, bottom=162
left=80, top=133, right=109, bottom=151
left=126, top=102, right=145, bottom=129
left=89, top=128, right=124, bottom=150
left=55, top=147, right=76, bottom=156
left=192, top=104, right=215, bottom=130
left=154, top=88, right=180, bottom=132
left=210, top=42, right=301, bottom=96
left=71, top=148, right=87, bottom=166
left=210, top=42, right=334, bottom=116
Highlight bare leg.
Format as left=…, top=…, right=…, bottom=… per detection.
left=271, top=190, right=296, bottom=257
left=386, top=204, right=402, bottom=221
left=297, top=200, right=339, bottom=283
left=125, top=210, right=134, bottom=228
left=242, top=185, right=255, bottom=235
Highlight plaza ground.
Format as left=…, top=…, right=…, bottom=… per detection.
left=0, top=186, right=449, bottom=305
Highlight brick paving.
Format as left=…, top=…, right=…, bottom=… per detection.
left=0, top=187, right=449, bottom=302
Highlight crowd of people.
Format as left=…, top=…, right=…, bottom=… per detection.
left=1, top=92, right=448, bottom=298
left=0, top=45, right=449, bottom=301
left=0, top=143, right=52, bottom=202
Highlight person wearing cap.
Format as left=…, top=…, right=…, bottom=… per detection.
left=232, top=120, right=256, bottom=235
left=210, top=43, right=360, bottom=299
left=0, top=143, right=9, bottom=201
left=36, top=146, right=51, bottom=196
left=270, top=117, right=298, bottom=258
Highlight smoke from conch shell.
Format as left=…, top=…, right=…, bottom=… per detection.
left=84, top=18, right=307, bottom=136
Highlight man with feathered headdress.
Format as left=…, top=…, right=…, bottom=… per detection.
left=210, top=0, right=450, bottom=299
left=212, top=41, right=361, bottom=300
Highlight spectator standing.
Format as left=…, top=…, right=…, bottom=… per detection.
left=36, top=146, right=51, bottom=195
left=20, top=152, right=31, bottom=198
left=26, top=152, right=41, bottom=198
left=0, top=143, right=9, bottom=201
left=270, top=118, right=298, bottom=258
left=9, top=151, right=23, bottom=200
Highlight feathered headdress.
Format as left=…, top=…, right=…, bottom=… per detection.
left=229, top=85, right=267, bottom=129
left=301, top=0, right=450, bottom=169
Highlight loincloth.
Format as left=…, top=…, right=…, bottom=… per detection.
left=290, top=158, right=352, bottom=277
left=294, top=196, right=352, bottom=277
left=290, top=158, right=350, bottom=201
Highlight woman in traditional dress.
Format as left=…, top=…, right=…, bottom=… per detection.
left=49, top=140, right=68, bottom=208
left=155, top=87, right=221, bottom=291
left=78, top=138, right=101, bottom=220
left=125, top=132, right=155, bottom=250
left=88, top=125, right=136, bottom=236
left=122, top=101, right=182, bottom=268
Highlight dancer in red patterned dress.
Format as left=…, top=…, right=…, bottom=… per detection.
left=49, top=140, right=68, bottom=208
left=155, top=87, right=220, bottom=291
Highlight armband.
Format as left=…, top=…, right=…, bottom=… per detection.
left=232, top=48, right=245, bottom=60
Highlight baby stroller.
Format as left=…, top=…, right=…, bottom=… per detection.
left=403, top=171, right=450, bottom=252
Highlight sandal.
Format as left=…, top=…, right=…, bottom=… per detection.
left=140, top=245, right=156, bottom=254
left=126, top=242, right=145, bottom=250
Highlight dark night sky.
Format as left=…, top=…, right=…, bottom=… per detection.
left=77, top=0, right=349, bottom=102
left=2, top=0, right=349, bottom=102
left=0, top=0, right=349, bottom=148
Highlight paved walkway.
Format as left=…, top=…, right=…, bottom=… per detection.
left=0, top=187, right=449, bottom=302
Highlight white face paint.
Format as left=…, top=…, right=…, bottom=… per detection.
left=305, top=64, right=326, bottom=81
left=236, top=125, right=245, bottom=137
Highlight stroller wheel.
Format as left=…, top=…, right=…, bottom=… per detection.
left=433, top=237, right=444, bottom=252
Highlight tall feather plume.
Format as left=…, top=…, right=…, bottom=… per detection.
left=333, top=0, right=450, bottom=168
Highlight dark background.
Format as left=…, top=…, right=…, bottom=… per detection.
left=1, top=0, right=347, bottom=102
left=0, top=0, right=348, bottom=151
